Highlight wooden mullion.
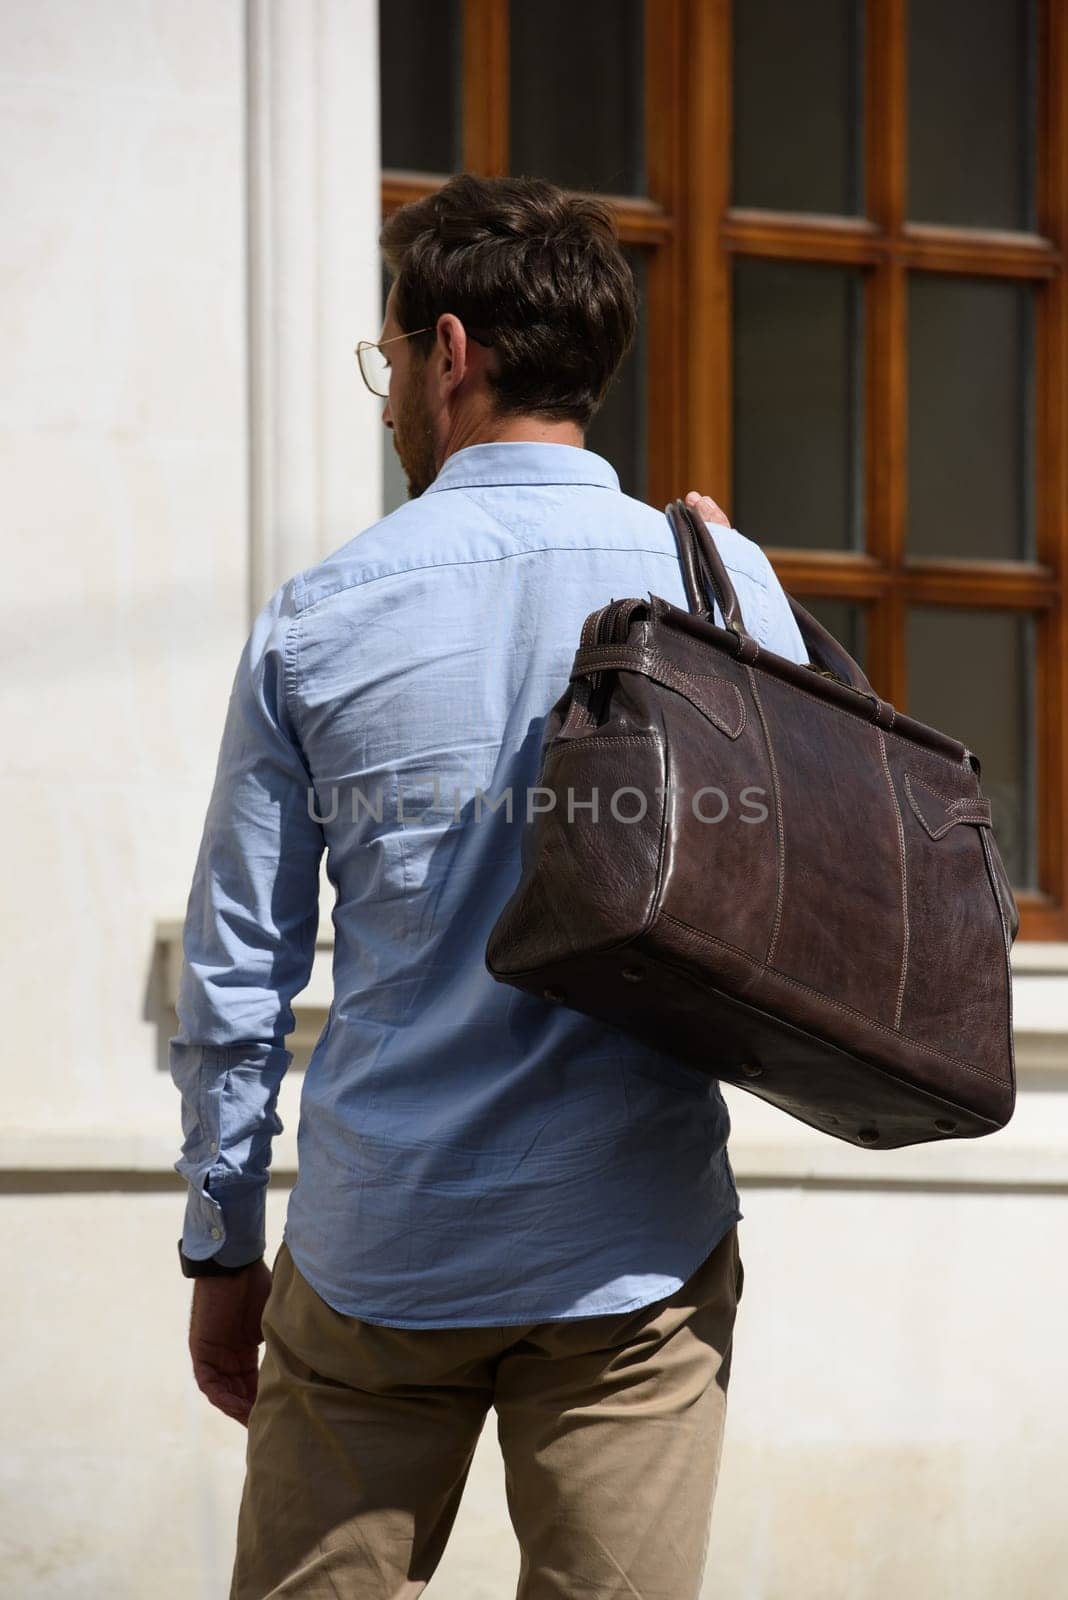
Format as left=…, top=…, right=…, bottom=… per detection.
left=1028, top=0, right=1068, bottom=937
left=865, top=261, right=905, bottom=576
left=682, top=0, right=732, bottom=509
left=867, top=0, right=906, bottom=231
left=607, top=198, right=674, bottom=247
left=641, top=0, right=685, bottom=507
left=761, top=556, right=1058, bottom=608
left=721, top=216, right=1059, bottom=280
left=723, top=210, right=883, bottom=265
left=898, top=561, right=1058, bottom=609
left=898, top=225, right=1060, bottom=279
left=644, top=0, right=683, bottom=216
left=462, top=0, right=509, bottom=174
left=863, top=0, right=907, bottom=706
left=760, top=552, right=888, bottom=600
left=1033, top=598, right=1068, bottom=937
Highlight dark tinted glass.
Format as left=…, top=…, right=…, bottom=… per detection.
left=380, top=0, right=462, bottom=173
left=733, top=0, right=865, bottom=214
left=586, top=251, right=647, bottom=498
left=908, top=276, right=1035, bottom=561
left=509, top=0, right=645, bottom=194
left=908, top=0, right=1036, bottom=230
left=733, top=258, right=866, bottom=550
left=907, top=607, right=1037, bottom=888
left=800, top=598, right=868, bottom=673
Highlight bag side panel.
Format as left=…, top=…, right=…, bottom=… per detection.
left=654, top=684, right=781, bottom=965
left=884, top=743, right=1014, bottom=1084
left=752, top=675, right=906, bottom=1027
left=485, top=724, right=667, bottom=977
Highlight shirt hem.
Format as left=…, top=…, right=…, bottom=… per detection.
left=281, top=1207, right=743, bottom=1330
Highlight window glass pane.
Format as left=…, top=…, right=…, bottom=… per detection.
left=908, top=0, right=1036, bottom=230
left=586, top=250, right=648, bottom=499
left=908, top=276, right=1035, bottom=561
left=380, top=0, right=462, bottom=173
left=733, top=259, right=865, bottom=551
left=733, top=0, right=865, bottom=214
left=509, top=0, right=645, bottom=195
left=907, top=608, right=1037, bottom=889
left=799, top=598, right=868, bottom=673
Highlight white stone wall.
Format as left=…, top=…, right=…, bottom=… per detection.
left=1, top=3, right=380, bottom=1595
left=2, top=0, right=249, bottom=1145
left=2, top=4, right=1067, bottom=1596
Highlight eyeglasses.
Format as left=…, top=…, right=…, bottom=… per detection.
left=355, top=326, right=495, bottom=398
left=355, top=327, right=433, bottom=398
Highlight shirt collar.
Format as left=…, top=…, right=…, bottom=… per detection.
left=424, top=441, right=621, bottom=495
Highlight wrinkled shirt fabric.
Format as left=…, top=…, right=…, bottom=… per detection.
left=170, top=442, right=807, bottom=1327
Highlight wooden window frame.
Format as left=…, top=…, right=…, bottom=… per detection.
left=381, top=0, right=690, bottom=504
left=380, top=0, right=1068, bottom=939
left=685, top=0, right=1068, bottom=939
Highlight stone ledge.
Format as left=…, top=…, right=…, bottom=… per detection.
left=1011, top=942, right=1068, bottom=974
left=2, top=1109, right=1067, bottom=1189
left=156, top=921, right=1068, bottom=1067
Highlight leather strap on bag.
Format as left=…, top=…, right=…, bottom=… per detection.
left=571, top=643, right=747, bottom=739
left=666, top=499, right=876, bottom=697
left=667, top=501, right=755, bottom=651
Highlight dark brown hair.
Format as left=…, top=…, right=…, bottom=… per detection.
left=379, top=173, right=637, bottom=428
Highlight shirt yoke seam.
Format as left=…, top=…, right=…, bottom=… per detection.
left=295, top=544, right=767, bottom=623
left=428, top=477, right=620, bottom=494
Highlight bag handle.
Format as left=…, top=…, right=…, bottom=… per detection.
left=666, top=500, right=751, bottom=640
left=665, top=499, right=875, bottom=696
left=785, top=594, right=875, bottom=695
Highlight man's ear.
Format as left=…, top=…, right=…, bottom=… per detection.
left=434, top=313, right=468, bottom=394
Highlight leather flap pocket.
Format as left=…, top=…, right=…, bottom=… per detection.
left=904, top=772, right=993, bottom=840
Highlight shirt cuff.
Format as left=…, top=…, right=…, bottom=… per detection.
left=180, top=1178, right=267, bottom=1268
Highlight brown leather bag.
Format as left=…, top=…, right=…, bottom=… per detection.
left=485, top=500, right=1018, bottom=1149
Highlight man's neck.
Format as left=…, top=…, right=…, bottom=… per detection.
left=438, top=413, right=585, bottom=471
left=482, top=416, right=585, bottom=449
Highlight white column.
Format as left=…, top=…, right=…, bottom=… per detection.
left=246, top=0, right=382, bottom=615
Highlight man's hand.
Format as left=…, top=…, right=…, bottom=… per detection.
left=684, top=490, right=730, bottom=528
left=189, top=1259, right=273, bottom=1427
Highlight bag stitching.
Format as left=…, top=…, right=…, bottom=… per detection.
left=574, top=645, right=746, bottom=741
left=745, top=666, right=786, bottom=965
left=699, top=656, right=969, bottom=772
left=643, top=650, right=747, bottom=739
left=904, top=773, right=992, bottom=840
left=978, top=828, right=1017, bottom=1098
left=658, top=911, right=1008, bottom=1085
left=879, top=731, right=911, bottom=1030
left=547, top=734, right=661, bottom=751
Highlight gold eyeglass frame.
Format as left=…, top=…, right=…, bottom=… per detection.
left=354, top=327, right=434, bottom=398
left=355, top=324, right=496, bottom=398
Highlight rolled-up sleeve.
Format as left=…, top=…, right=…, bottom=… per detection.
left=169, top=579, right=324, bottom=1266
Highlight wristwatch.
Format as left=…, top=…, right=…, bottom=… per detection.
left=177, top=1239, right=265, bottom=1278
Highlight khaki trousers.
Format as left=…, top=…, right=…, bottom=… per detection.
left=230, top=1224, right=744, bottom=1600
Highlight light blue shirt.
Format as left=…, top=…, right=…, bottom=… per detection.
left=171, top=442, right=808, bottom=1327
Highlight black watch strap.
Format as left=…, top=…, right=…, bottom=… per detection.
left=178, top=1239, right=264, bottom=1278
